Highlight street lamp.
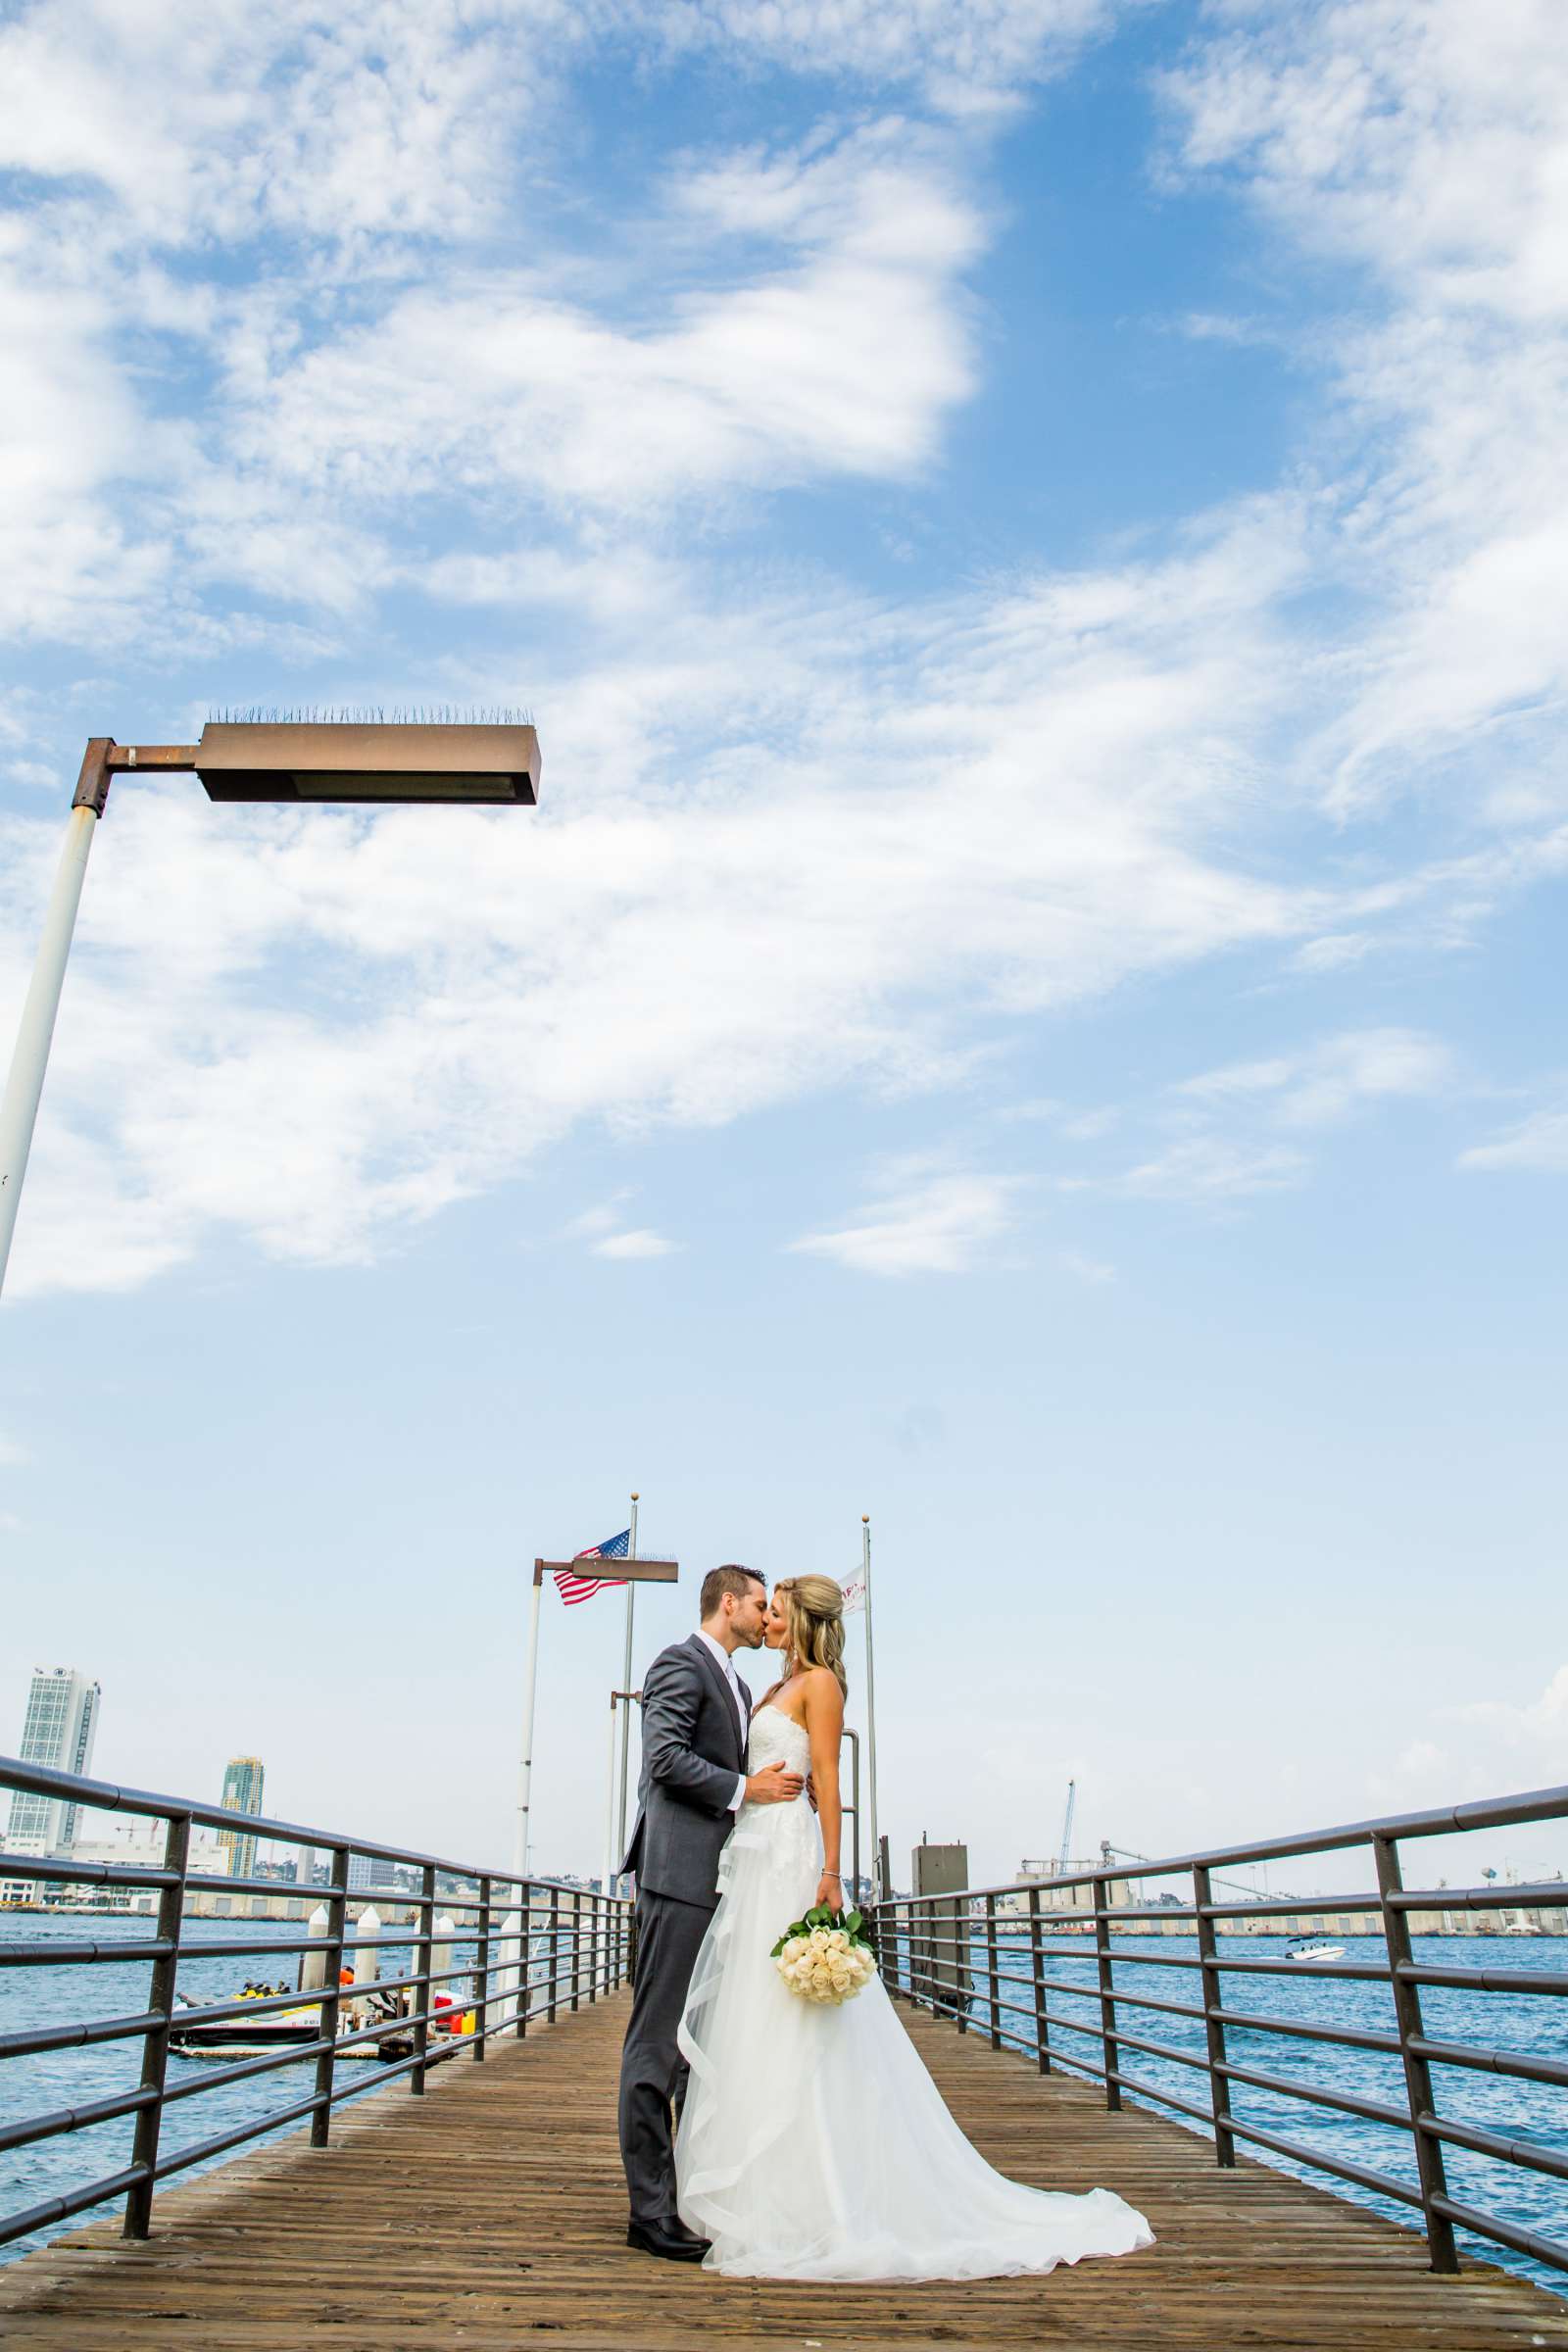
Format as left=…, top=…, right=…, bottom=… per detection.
left=0, top=719, right=542, bottom=1295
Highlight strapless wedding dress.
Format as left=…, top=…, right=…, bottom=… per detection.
left=675, top=1706, right=1153, bottom=2281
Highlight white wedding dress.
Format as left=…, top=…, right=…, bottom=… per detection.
left=675, top=1705, right=1153, bottom=2281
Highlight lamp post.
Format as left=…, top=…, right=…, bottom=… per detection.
left=0, top=720, right=541, bottom=1296
left=860, top=1513, right=883, bottom=1901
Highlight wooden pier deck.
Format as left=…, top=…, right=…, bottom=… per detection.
left=2, top=1991, right=1564, bottom=2351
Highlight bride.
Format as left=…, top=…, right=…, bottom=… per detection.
left=675, top=1574, right=1153, bottom=2281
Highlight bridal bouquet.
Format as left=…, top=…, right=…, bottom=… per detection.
left=771, top=1903, right=878, bottom=2005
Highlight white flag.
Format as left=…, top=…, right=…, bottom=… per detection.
left=841, top=1571, right=866, bottom=1616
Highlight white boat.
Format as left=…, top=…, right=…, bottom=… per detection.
left=170, top=1984, right=415, bottom=2062
left=1286, top=1940, right=1346, bottom=1962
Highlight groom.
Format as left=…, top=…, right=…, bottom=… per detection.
left=617, top=1563, right=805, bottom=2261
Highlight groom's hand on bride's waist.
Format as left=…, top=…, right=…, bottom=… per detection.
left=745, top=1761, right=806, bottom=1804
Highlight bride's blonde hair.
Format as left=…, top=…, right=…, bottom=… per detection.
left=775, top=1576, right=849, bottom=1698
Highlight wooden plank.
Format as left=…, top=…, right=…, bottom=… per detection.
left=0, top=1992, right=1563, bottom=2349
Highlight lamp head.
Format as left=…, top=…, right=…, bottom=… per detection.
left=195, top=719, right=540, bottom=806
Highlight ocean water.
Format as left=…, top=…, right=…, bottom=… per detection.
left=0, top=1911, right=585, bottom=2265
left=2, top=1915, right=1565, bottom=2298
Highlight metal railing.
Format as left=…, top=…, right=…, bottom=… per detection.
left=874, top=1781, right=1568, bottom=2280
left=0, top=1754, right=632, bottom=2250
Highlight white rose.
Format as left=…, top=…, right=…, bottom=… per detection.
left=809, top=1929, right=830, bottom=1950
left=783, top=1936, right=806, bottom=1960
left=829, top=1929, right=849, bottom=1949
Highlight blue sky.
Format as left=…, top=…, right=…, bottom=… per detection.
left=2, top=0, right=1565, bottom=1891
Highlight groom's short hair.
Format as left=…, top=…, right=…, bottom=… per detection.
left=700, top=1564, right=764, bottom=1618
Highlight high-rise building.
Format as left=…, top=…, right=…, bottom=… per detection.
left=5, top=1667, right=101, bottom=1853
left=219, top=1755, right=265, bottom=1881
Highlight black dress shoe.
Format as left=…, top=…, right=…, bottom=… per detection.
left=626, top=2215, right=711, bottom=2261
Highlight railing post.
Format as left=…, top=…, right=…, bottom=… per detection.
left=570, top=1889, right=582, bottom=2012
left=1193, top=1863, right=1235, bottom=2166
left=1029, top=1886, right=1050, bottom=2075
left=956, top=1898, right=969, bottom=2034
left=310, top=1843, right=350, bottom=2146
left=122, top=1810, right=190, bottom=2239
left=1094, top=1871, right=1121, bottom=2112
left=548, top=1885, right=561, bottom=2024
left=985, top=1891, right=1001, bottom=2049
left=410, top=1862, right=436, bottom=2094
left=626, top=1892, right=638, bottom=1989
left=1374, top=1833, right=1458, bottom=2274
left=473, top=1874, right=491, bottom=2062
left=587, top=1894, right=599, bottom=2003
left=514, top=1882, right=529, bottom=2037
left=880, top=1901, right=902, bottom=2000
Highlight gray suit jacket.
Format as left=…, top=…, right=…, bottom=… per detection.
left=620, top=1635, right=750, bottom=1910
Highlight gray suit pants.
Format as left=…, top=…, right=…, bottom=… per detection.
left=618, top=1886, right=710, bottom=2223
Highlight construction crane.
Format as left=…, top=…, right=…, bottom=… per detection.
left=1057, top=1780, right=1077, bottom=1874
left=1099, top=1838, right=1302, bottom=1906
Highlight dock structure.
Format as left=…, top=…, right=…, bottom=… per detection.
left=2, top=1992, right=1564, bottom=2351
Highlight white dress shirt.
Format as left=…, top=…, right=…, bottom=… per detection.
left=696, top=1629, right=751, bottom=1813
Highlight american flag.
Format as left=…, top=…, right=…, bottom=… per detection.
left=553, top=1528, right=631, bottom=1606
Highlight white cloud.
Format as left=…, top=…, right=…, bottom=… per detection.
left=0, top=1435, right=28, bottom=1467
left=1162, top=0, right=1568, bottom=818
left=1055, top=1247, right=1114, bottom=1284
left=1460, top=1664, right=1568, bottom=1761
left=562, top=1198, right=634, bottom=1241
left=591, top=1228, right=680, bottom=1258
left=1108, top=1136, right=1307, bottom=1202
left=219, top=122, right=982, bottom=539
left=655, top=0, right=1127, bottom=111
left=1179, top=1027, right=1454, bottom=1129
left=1075, top=1026, right=1454, bottom=1205
left=1370, top=1663, right=1568, bottom=1810
left=790, top=1165, right=1022, bottom=1276
left=1459, top=1104, right=1568, bottom=1174
left=0, top=493, right=1340, bottom=1295
left=1290, top=932, right=1377, bottom=974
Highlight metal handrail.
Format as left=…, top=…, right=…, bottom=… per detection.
left=0, top=1751, right=632, bottom=2251
left=874, top=1777, right=1568, bottom=2282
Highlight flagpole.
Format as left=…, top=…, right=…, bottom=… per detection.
left=613, top=1492, right=640, bottom=1891
left=860, top=1513, right=883, bottom=1901
left=513, top=1567, right=544, bottom=1883
left=604, top=1692, right=619, bottom=1904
